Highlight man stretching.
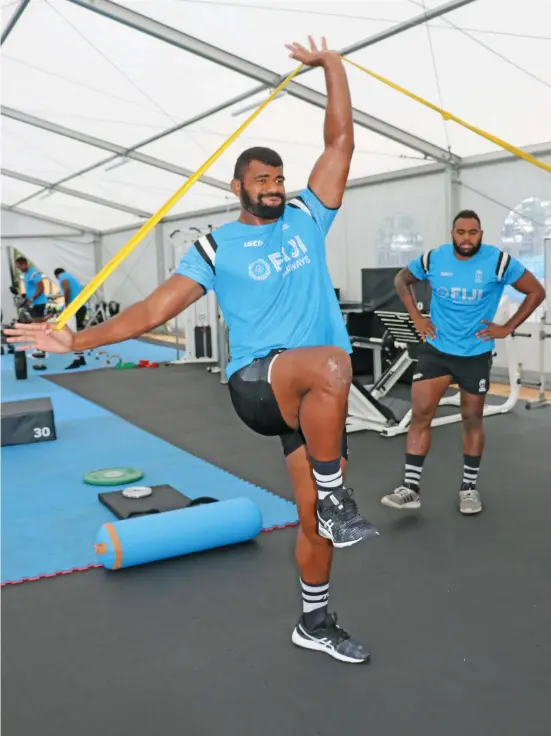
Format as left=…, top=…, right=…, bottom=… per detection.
left=7, top=38, right=377, bottom=664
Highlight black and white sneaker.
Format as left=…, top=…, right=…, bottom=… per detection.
left=317, top=487, right=378, bottom=548
left=292, top=612, right=370, bottom=664
left=65, top=357, right=87, bottom=370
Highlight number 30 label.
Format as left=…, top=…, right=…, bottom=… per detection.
left=33, top=427, right=51, bottom=438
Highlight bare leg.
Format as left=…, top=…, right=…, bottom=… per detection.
left=381, top=375, right=451, bottom=509
left=458, top=389, right=485, bottom=514
left=287, top=445, right=370, bottom=663
left=460, top=390, right=485, bottom=457
left=407, top=375, right=453, bottom=456
left=270, top=346, right=377, bottom=547
left=270, top=346, right=351, bottom=461
left=287, top=444, right=340, bottom=584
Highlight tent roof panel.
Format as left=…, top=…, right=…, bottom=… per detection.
left=19, top=190, right=144, bottom=231
left=1, top=116, right=109, bottom=183
left=141, top=94, right=432, bottom=196
left=115, top=0, right=402, bottom=71
left=68, top=160, right=233, bottom=214
left=1, top=174, right=42, bottom=205
left=2, top=0, right=258, bottom=145
left=1, top=0, right=549, bottom=231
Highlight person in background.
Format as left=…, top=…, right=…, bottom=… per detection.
left=382, top=210, right=545, bottom=515
left=15, top=257, right=47, bottom=322
left=54, top=268, right=87, bottom=370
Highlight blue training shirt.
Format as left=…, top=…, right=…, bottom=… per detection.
left=23, top=266, right=47, bottom=306
left=57, top=271, right=84, bottom=303
left=176, top=188, right=351, bottom=379
left=408, top=243, right=526, bottom=357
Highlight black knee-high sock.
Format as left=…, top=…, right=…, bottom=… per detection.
left=403, top=453, right=425, bottom=492
left=462, top=455, right=481, bottom=489
left=311, top=457, right=343, bottom=501
left=301, top=578, right=329, bottom=629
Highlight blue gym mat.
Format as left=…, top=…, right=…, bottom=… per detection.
left=1, top=343, right=298, bottom=585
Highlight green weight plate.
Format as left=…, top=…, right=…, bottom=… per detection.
left=83, top=467, right=144, bottom=486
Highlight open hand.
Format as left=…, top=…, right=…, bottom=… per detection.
left=4, top=322, right=74, bottom=354
left=413, top=315, right=437, bottom=341
left=476, top=321, right=511, bottom=341
left=285, top=36, right=340, bottom=67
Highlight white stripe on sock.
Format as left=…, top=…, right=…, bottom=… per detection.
left=313, top=469, right=342, bottom=483
left=301, top=580, right=329, bottom=613
left=316, top=477, right=343, bottom=490
left=301, top=581, right=329, bottom=594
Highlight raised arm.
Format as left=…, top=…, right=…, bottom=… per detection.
left=286, top=37, right=354, bottom=208
left=5, top=275, right=205, bottom=354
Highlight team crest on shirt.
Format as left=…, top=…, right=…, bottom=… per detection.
left=248, top=258, right=271, bottom=281
left=475, top=269, right=483, bottom=284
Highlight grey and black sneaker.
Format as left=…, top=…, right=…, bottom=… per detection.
left=292, top=612, right=370, bottom=664
left=317, top=487, right=378, bottom=548
left=381, top=485, right=421, bottom=510
left=459, top=485, right=482, bottom=514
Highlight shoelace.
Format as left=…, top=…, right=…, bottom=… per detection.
left=325, top=613, right=351, bottom=643
left=329, top=488, right=359, bottom=521
left=397, top=487, right=418, bottom=502
left=461, top=488, right=478, bottom=501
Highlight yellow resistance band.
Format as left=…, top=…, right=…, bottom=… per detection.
left=344, top=57, right=551, bottom=176
left=55, top=63, right=304, bottom=330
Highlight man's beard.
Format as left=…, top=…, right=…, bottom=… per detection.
left=241, top=186, right=285, bottom=220
left=452, top=236, right=482, bottom=258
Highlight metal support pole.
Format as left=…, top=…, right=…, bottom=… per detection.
left=444, top=162, right=461, bottom=238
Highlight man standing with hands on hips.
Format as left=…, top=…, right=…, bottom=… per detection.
left=382, top=210, right=545, bottom=515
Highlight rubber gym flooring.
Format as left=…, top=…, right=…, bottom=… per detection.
left=2, top=359, right=551, bottom=736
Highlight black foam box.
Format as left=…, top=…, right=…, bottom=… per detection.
left=98, top=484, right=193, bottom=520
left=1, top=397, right=57, bottom=447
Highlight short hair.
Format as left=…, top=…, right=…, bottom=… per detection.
left=54, top=268, right=65, bottom=277
left=233, top=147, right=283, bottom=181
left=15, top=256, right=28, bottom=266
left=453, top=209, right=481, bottom=227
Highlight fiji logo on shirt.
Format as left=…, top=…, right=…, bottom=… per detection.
left=248, top=235, right=311, bottom=281
left=437, top=286, right=484, bottom=301
left=248, top=259, right=271, bottom=280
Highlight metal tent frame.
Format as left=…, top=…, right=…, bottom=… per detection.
left=1, top=0, right=547, bottom=235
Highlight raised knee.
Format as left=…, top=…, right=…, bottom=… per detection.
left=318, top=348, right=352, bottom=390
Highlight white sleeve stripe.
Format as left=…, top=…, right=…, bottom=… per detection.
left=421, top=250, right=432, bottom=273
left=288, top=197, right=312, bottom=217
left=496, top=251, right=511, bottom=282
left=198, top=234, right=216, bottom=266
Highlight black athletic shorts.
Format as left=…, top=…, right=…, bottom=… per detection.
left=28, top=304, right=46, bottom=319
left=228, top=348, right=349, bottom=459
left=413, top=343, right=493, bottom=396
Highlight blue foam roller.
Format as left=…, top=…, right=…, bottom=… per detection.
left=95, top=497, right=263, bottom=570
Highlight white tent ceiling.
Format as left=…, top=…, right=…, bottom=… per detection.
left=2, top=0, right=550, bottom=232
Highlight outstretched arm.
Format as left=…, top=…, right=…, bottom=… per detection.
left=74, top=275, right=205, bottom=351
left=287, top=37, right=354, bottom=208
left=5, top=275, right=205, bottom=354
